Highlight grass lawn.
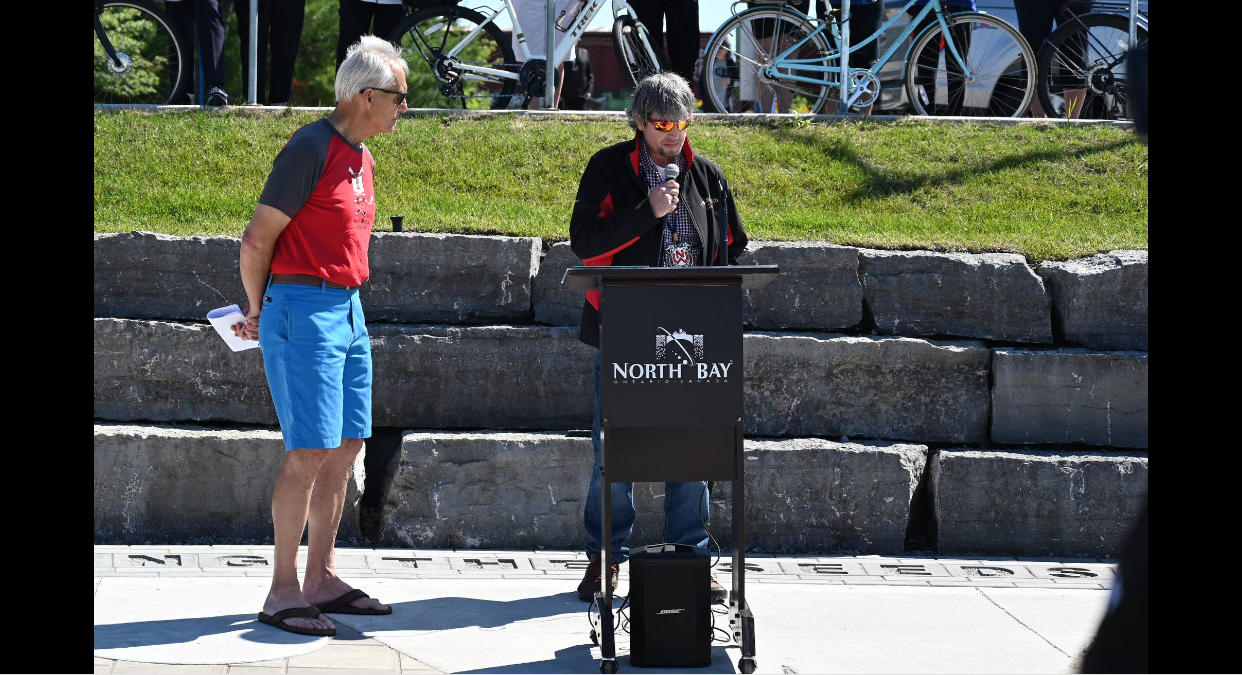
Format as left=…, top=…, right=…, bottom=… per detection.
left=93, top=110, right=1147, bottom=261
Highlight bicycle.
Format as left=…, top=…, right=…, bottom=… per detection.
left=94, top=0, right=191, bottom=105
left=701, top=0, right=1038, bottom=117
left=1034, top=1, right=1148, bottom=120
left=387, top=0, right=667, bottom=109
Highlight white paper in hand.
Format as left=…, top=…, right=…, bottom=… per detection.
left=207, top=305, right=261, bottom=352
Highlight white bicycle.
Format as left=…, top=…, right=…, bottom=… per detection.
left=388, top=0, right=668, bottom=109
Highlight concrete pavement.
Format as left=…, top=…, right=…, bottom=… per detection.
left=94, top=546, right=1114, bottom=674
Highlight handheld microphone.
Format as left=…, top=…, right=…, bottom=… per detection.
left=663, top=162, right=679, bottom=184
left=658, top=163, right=681, bottom=224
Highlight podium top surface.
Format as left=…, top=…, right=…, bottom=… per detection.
left=560, top=265, right=780, bottom=291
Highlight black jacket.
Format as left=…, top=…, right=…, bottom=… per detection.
left=568, top=134, right=749, bottom=347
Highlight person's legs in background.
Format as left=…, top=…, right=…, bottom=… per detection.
left=268, top=0, right=307, bottom=104
left=663, top=0, right=700, bottom=94
left=579, top=353, right=635, bottom=600
left=164, top=0, right=197, bottom=104
left=1014, top=0, right=1054, bottom=116
left=337, top=0, right=378, bottom=70
left=1055, top=1, right=1092, bottom=118
left=662, top=481, right=709, bottom=550
left=663, top=480, right=727, bottom=602
left=632, top=0, right=666, bottom=70
left=195, top=0, right=230, bottom=104
left=633, top=0, right=705, bottom=95
left=371, top=1, right=404, bottom=44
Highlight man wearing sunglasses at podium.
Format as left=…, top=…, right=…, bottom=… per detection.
left=568, top=72, right=749, bottom=604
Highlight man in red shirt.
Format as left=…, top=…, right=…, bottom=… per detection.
left=232, top=35, right=408, bottom=636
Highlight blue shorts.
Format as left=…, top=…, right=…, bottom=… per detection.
left=259, top=278, right=372, bottom=451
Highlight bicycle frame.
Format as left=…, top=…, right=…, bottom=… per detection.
left=723, top=0, right=973, bottom=95
left=442, top=0, right=658, bottom=84
left=94, top=2, right=127, bottom=70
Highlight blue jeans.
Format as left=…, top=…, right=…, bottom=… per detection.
left=583, top=354, right=709, bottom=564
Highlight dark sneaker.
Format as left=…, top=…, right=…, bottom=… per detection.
left=710, top=577, right=729, bottom=604
left=206, top=87, right=228, bottom=107
left=576, top=555, right=619, bottom=602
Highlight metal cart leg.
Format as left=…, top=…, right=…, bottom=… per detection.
left=731, top=426, right=757, bottom=674
left=597, top=448, right=618, bottom=673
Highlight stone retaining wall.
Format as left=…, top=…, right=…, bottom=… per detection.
left=379, top=431, right=926, bottom=553
left=97, top=318, right=1016, bottom=444
left=860, top=250, right=1052, bottom=343
left=97, top=232, right=1147, bottom=350
left=95, top=231, right=541, bottom=324
left=991, top=349, right=1148, bottom=448
left=743, top=333, right=990, bottom=443
left=93, top=233, right=1150, bottom=554
left=94, top=424, right=1148, bottom=556
left=93, top=423, right=365, bottom=543
left=936, top=449, right=1148, bottom=557
left=1037, top=251, right=1148, bottom=350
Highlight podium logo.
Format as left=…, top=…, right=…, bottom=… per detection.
left=611, top=326, right=733, bottom=384
left=657, top=608, right=686, bottom=615
left=655, top=327, right=704, bottom=364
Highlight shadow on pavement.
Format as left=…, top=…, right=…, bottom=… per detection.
left=94, top=592, right=596, bottom=649
left=94, top=591, right=741, bottom=673
left=343, top=593, right=586, bottom=631
left=455, top=645, right=740, bottom=674
left=93, top=613, right=325, bottom=649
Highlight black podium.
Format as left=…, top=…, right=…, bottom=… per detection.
left=562, top=265, right=780, bottom=674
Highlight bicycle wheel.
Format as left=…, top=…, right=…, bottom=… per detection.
left=94, top=0, right=190, bottom=105
left=613, top=15, right=670, bottom=90
left=1036, top=13, right=1147, bottom=120
left=388, top=4, right=518, bottom=110
left=701, top=7, right=832, bottom=115
left=903, top=12, right=1036, bottom=117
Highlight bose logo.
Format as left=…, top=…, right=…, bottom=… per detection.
left=657, top=609, right=686, bottom=615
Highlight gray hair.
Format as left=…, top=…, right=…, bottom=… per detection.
left=334, top=36, right=409, bottom=103
left=625, top=72, right=695, bottom=131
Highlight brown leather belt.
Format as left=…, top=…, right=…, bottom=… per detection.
left=270, top=273, right=359, bottom=290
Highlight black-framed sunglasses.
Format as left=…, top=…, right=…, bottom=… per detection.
left=361, top=86, right=407, bottom=106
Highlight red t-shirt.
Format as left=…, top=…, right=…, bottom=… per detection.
left=259, top=118, right=375, bottom=287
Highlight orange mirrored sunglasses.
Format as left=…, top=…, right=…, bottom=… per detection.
left=647, top=117, right=692, bottom=132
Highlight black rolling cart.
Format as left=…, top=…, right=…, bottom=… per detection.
left=562, top=265, right=780, bottom=674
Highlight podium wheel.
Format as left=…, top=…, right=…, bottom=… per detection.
left=738, top=658, right=757, bottom=673
left=600, top=659, right=619, bottom=673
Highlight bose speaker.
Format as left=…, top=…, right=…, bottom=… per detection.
left=628, top=544, right=711, bottom=668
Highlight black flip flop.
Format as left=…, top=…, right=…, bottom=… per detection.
left=314, top=588, right=392, bottom=615
left=257, top=606, right=336, bottom=636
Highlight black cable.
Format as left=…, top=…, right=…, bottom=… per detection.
left=698, top=482, right=723, bottom=570
left=618, top=603, right=630, bottom=635
left=710, top=604, right=733, bottom=643
left=616, top=594, right=631, bottom=634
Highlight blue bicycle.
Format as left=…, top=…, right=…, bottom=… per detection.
left=702, top=0, right=1037, bottom=116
